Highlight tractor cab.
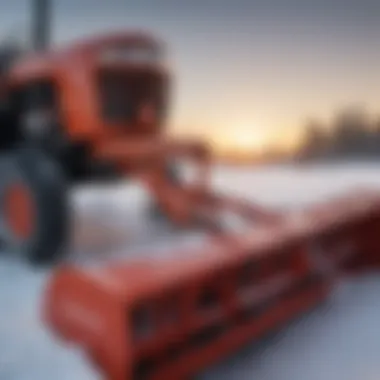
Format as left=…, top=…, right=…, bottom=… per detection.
left=6, top=32, right=170, bottom=145
left=0, top=31, right=170, bottom=180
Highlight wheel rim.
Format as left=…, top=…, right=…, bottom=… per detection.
left=4, top=183, right=35, bottom=241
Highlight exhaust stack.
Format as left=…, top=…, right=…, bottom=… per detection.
left=31, top=0, right=51, bottom=51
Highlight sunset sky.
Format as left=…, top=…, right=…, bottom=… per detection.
left=2, top=0, right=380, bottom=154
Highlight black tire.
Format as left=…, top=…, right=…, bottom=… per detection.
left=0, top=149, right=69, bottom=265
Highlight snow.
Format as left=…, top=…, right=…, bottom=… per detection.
left=201, top=275, right=380, bottom=380
left=2, top=162, right=380, bottom=379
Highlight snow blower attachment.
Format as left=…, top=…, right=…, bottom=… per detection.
left=44, top=188, right=380, bottom=380
left=44, top=214, right=327, bottom=380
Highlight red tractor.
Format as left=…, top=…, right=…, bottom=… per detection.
left=0, top=1, right=283, bottom=265
left=0, top=30, right=204, bottom=264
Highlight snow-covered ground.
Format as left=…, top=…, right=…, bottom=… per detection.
left=2, top=162, right=380, bottom=380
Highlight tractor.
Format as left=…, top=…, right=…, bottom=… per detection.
left=0, top=30, right=199, bottom=264
left=0, top=1, right=279, bottom=265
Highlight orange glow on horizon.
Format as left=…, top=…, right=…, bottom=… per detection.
left=218, top=129, right=268, bottom=154
left=210, top=126, right=302, bottom=157
left=169, top=122, right=302, bottom=159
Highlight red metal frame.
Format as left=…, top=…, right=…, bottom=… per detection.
left=44, top=186, right=380, bottom=380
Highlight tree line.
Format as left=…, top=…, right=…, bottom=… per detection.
left=295, top=107, right=380, bottom=162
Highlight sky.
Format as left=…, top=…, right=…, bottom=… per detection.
left=1, top=0, right=380, bottom=153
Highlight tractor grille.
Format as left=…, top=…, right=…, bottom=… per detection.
left=98, top=69, right=168, bottom=126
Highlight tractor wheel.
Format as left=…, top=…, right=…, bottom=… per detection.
left=0, top=150, right=69, bottom=265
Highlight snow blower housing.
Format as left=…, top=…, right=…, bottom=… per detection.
left=44, top=189, right=380, bottom=380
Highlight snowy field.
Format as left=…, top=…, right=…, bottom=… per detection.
left=2, top=162, right=380, bottom=380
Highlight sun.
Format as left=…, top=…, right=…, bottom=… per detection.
left=228, top=130, right=268, bottom=154
left=213, top=125, right=272, bottom=156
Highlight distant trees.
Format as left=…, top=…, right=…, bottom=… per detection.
left=296, top=119, right=329, bottom=160
left=295, top=107, right=380, bottom=162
